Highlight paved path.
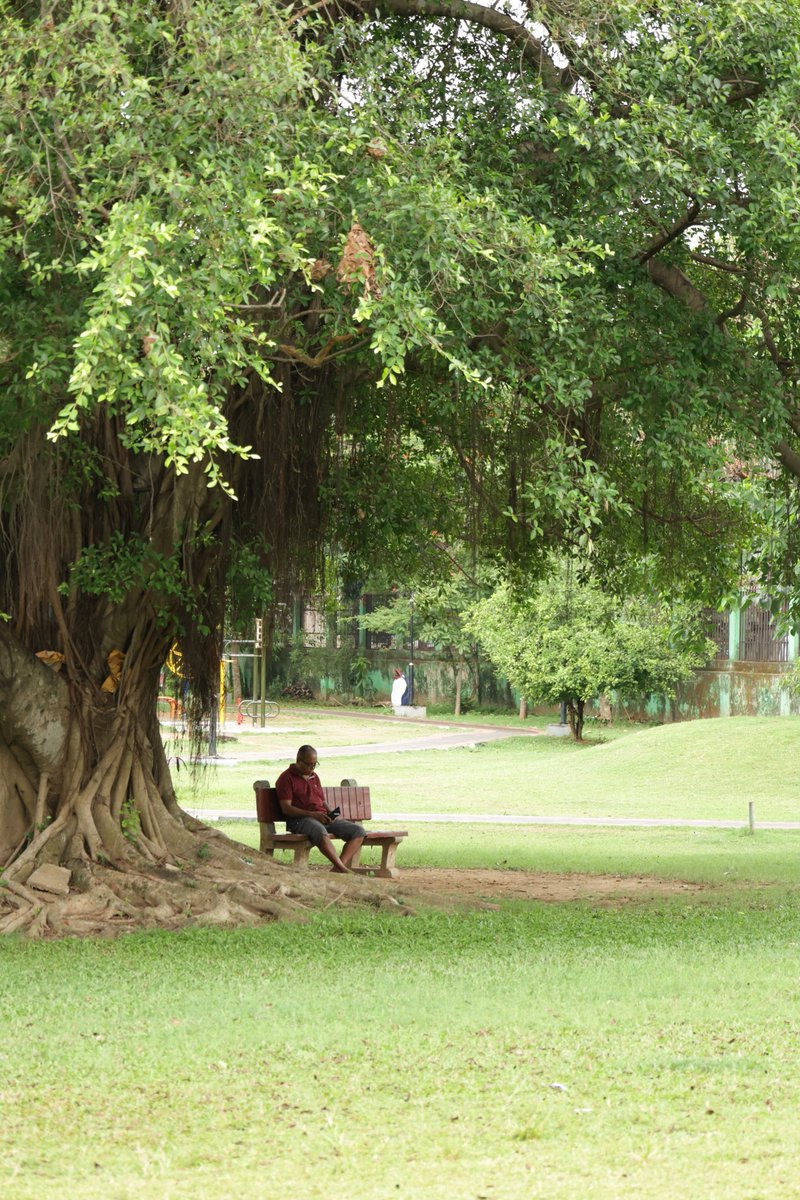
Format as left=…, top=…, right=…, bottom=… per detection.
left=202, top=727, right=534, bottom=763
left=199, top=716, right=542, bottom=764
left=187, top=808, right=800, bottom=830
left=299, top=709, right=545, bottom=736
left=294, top=728, right=528, bottom=754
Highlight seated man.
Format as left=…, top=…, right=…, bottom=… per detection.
left=275, top=745, right=365, bottom=874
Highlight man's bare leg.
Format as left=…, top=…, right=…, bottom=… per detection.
left=340, top=836, right=364, bottom=868
left=319, top=835, right=350, bottom=873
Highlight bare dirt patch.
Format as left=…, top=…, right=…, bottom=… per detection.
left=391, top=867, right=707, bottom=906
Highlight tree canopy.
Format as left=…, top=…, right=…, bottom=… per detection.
left=2, top=0, right=800, bottom=932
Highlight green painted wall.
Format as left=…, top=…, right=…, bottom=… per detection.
left=261, top=623, right=800, bottom=721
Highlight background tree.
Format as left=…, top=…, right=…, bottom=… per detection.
left=468, top=565, right=717, bottom=740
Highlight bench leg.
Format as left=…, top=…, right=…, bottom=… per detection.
left=350, top=840, right=401, bottom=879
left=293, top=842, right=311, bottom=869
left=375, top=840, right=399, bottom=879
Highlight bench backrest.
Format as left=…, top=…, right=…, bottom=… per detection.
left=253, top=779, right=372, bottom=825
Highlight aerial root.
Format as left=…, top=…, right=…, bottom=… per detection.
left=0, top=904, right=42, bottom=935
left=2, top=876, right=40, bottom=906
left=222, top=880, right=312, bottom=917
left=2, top=810, right=69, bottom=883
left=0, top=877, right=48, bottom=935
left=26, top=906, right=49, bottom=939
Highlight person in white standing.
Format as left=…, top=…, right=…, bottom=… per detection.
left=391, top=669, right=407, bottom=708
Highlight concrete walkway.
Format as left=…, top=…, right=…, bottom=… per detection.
left=203, top=728, right=533, bottom=763
left=299, top=708, right=545, bottom=736
left=187, top=808, right=800, bottom=830
left=196, top=716, right=542, bottom=764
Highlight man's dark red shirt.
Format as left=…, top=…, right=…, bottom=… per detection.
left=275, top=763, right=326, bottom=816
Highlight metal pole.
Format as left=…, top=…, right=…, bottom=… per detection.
left=253, top=622, right=261, bottom=710
left=748, top=801, right=755, bottom=834
left=408, top=591, right=415, bottom=706
left=260, top=610, right=268, bottom=728
left=560, top=698, right=567, bottom=725
left=209, top=690, right=218, bottom=757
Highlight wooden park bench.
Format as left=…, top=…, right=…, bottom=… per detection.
left=253, top=779, right=408, bottom=878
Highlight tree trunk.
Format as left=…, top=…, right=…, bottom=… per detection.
left=518, top=696, right=527, bottom=720
left=566, top=698, right=584, bottom=741
left=0, top=623, right=402, bottom=938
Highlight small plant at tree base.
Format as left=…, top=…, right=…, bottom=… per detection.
left=120, top=798, right=142, bottom=845
left=196, top=842, right=211, bottom=862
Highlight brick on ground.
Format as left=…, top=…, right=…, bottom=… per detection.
left=27, top=864, right=71, bottom=896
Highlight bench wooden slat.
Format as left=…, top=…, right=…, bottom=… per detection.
left=357, top=787, right=369, bottom=821
left=329, top=786, right=344, bottom=812
left=266, top=832, right=408, bottom=845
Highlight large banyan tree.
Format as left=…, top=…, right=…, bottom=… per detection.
left=2, top=0, right=800, bottom=934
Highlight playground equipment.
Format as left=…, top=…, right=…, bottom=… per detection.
left=237, top=699, right=280, bottom=724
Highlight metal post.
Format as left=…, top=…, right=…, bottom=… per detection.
left=408, top=591, right=415, bottom=706
left=209, top=691, right=218, bottom=758
left=259, top=610, right=268, bottom=728
left=748, top=801, right=755, bottom=834
left=253, top=620, right=262, bottom=714
left=560, top=698, right=567, bottom=725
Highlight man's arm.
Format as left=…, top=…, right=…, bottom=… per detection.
left=281, top=798, right=332, bottom=824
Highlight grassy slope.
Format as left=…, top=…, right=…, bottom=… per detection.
left=180, top=715, right=800, bottom=822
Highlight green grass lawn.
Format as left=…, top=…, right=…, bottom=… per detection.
left=177, top=712, right=800, bottom=823
left=5, top=711, right=800, bottom=1199
left=215, top=819, right=800, bottom=886
left=180, top=708, right=445, bottom=751
left=3, top=893, right=800, bottom=1199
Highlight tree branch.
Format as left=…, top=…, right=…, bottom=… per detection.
left=716, top=291, right=747, bottom=329
left=775, top=441, right=800, bottom=481
left=723, top=80, right=765, bottom=105
left=638, top=202, right=702, bottom=265
left=754, top=306, right=794, bottom=374
left=348, top=0, right=569, bottom=90
left=645, top=259, right=707, bottom=311
left=689, top=252, right=746, bottom=275
left=276, top=332, right=358, bottom=367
